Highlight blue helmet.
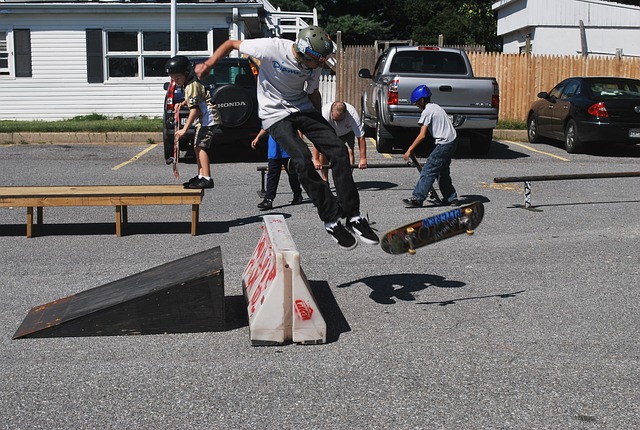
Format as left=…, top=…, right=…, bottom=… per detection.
left=410, top=85, right=432, bottom=103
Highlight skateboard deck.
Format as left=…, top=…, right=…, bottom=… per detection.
left=380, top=201, right=484, bottom=255
left=173, top=108, right=180, bottom=179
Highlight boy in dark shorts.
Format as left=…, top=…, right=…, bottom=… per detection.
left=166, top=55, right=219, bottom=189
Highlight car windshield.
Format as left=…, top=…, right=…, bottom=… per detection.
left=589, top=79, right=640, bottom=98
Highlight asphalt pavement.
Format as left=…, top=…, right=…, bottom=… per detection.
left=1, top=138, right=638, bottom=429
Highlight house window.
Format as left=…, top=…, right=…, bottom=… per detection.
left=104, top=30, right=211, bottom=80
left=0, top=31, right=8, bottom=76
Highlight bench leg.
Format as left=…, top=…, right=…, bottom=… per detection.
left=115, top=206, right=122, bottom=237
left=26, top=207, right=33, bottom=238
left=122, top=205, right=128, bottom=226
left=191, top=204, right=199, bottom=236
left=37, top=207, right=43, bottom=225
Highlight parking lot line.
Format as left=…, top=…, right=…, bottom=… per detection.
left=367, top=138, right=393, bottom=159
left=502, top=140, right=571, bottom=162
left=112, top=144, right=159, bottom=170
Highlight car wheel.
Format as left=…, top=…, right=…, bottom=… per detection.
left=375, top=116, right=394, bottom=153
left=527, top=114, right=541, bottom=143
left=564, top=119, right=584, bottom=153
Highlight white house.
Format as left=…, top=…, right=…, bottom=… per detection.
left=492, top=0, right=640, bottom=57
left=0, top=0, right=317, bottom=120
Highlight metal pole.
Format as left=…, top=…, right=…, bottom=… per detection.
left=170, top=0, right=177, bottom=56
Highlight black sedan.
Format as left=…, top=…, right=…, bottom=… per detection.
left=527, top=76, right=640, bottom=153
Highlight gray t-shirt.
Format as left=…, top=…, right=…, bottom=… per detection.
left=418, top=103, right=457, bottom=145
left=240, top=38, right=321, bottom=129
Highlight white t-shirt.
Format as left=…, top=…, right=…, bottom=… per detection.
left=239, top=38, right=322, bottom=129
left=418, top=103, right=457, bottom=145
left=321, top=102, right=365, bottom=138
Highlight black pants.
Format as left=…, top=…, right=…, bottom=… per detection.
left=264, top=157, right=302, bottom=201
left=268, top=111, right=360, bottom=223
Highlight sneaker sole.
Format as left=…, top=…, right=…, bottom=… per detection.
left=349, top=228, right=380, bottom=245
left=327, top=234, right=358, bottom=250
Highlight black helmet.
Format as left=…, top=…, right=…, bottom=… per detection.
left=165, top=55, right=191, bottom=74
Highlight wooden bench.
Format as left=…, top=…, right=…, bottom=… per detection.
left=0, top=185, right=204, bottom=237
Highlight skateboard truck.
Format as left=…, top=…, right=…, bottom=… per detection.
left=461, top=207, right=475, bottom=235
left=404, top=227, right=418, bottom=255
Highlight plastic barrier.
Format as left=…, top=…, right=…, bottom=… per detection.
left=241, top=215, right=326, bottom=345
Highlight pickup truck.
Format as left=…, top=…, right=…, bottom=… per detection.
left=358, top=46, right=499, bottom=155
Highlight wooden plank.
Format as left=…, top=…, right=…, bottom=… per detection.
left=0, top=186, right=203, bottom=208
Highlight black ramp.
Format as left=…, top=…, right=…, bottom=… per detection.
left=13, top=247, right=225, bottom=339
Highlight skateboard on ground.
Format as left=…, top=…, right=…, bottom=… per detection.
left=173, top=108, right=180, bottom=179
left=409, top=153, right=442, bottom=205
left=380, top=201, right=484, bottom=255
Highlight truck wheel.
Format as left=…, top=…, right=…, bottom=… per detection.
left=470, top=130, right=493, bottom=156
left=375, top=117, right=394, bottom=153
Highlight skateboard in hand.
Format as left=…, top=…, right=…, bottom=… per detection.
left=380, top=201, right=484, bottom=255
left=409, top=154, right=442, bottom=205
left=173, top=108, right=180, bottom=179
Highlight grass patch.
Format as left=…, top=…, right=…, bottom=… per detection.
left=0, top=115, right=162, bottom=133
left=497, top=120, right=526, bottom=130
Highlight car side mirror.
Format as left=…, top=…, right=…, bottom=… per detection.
left=537, top=91, right=549, bottom=99
left=163, top=81, right=170, bottom=91
left=358, top=68, right=372, bottom=79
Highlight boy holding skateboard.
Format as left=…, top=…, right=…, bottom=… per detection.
left=402, top=85, right=459, bottom=207
left=166, top=55, right=218, bottom=189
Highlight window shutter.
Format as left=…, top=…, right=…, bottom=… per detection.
left=86, top=29, right=103, bottom=83
left=14, top=29, right=32, bottom=77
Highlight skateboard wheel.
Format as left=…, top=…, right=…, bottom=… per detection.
left=463, top=208, right=473, bottom=215
left=408, top=248, right=416, bottom=255
left=406, top=227, right=415, bottom=234
left=466, top=229, right=475, bottom=235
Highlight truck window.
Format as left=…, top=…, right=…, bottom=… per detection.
left=390, top=51, right=468, bottom=75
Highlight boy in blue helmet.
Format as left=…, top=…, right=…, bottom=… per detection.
left=402, top=85, right=459, bottom=207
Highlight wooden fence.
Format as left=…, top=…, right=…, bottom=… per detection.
left=334, top=45, right=640, bottom=123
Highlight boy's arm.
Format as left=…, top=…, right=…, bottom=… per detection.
left=195, top=40, right=243, bottom=79
left=175, top=107, right=200, bottom=140
left=403, top=124, right=429, bottom=161
left=251, top=128, right=267, bottom=149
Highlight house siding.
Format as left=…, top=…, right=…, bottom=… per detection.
left=0, top=4, right=257, bottom=120
left=494, top=0, right=640, bottom=56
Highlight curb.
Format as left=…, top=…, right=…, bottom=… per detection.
left=493, top=129, right=527, bottom=141
left=0, top=132, right=163, bottom=145
left=0, top=130, right=529, bottom=145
